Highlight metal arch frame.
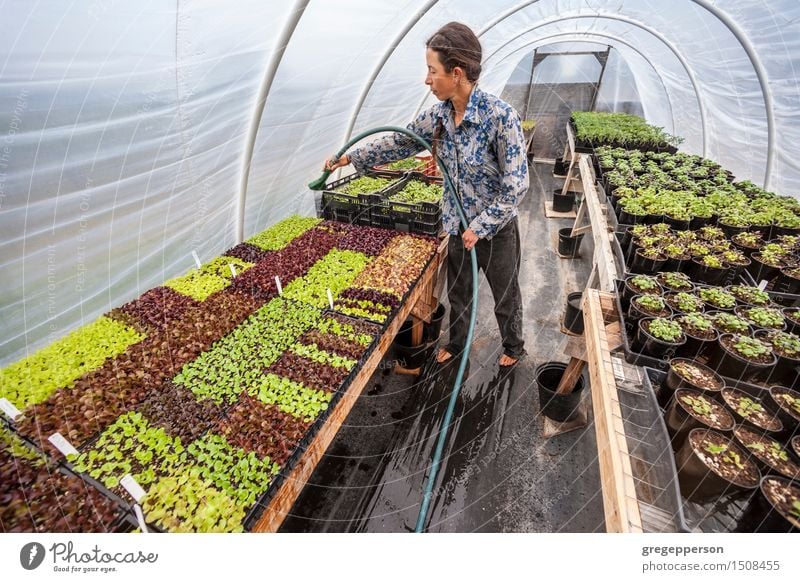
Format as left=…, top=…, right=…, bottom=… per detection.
left=489, top=31, right=679, bottom=138
left=412, top=13, right=709, bottom=157
left=478, top=0, right=774, bottom=188
left=341, top=0, right=439, bottom=146
left=235, top=0, right=310, bottom=243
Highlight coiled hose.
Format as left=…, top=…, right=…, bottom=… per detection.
left=309, top=126, right=478, bottom=532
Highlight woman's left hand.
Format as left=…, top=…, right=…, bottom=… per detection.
left=462, top=228, right=479, bottom=251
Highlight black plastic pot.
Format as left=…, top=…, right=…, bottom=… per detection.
left=628, top=295, right=672, bottom=325
left=424, top=303, right=446, bottom=343
left=689, top=215, right=714, bottom=230
left=753, top=332, right=800, bottom=389
left=553, top=158, right=570, bottom=177
left=720, top=387, right=784, bottom=436
left=630, top=249, right=666, bottom=275
left=783, top=308, right=800, bottom=334
left=662, top=358, right=725, bottom=405
left=766, top=385, right=800, bottom=434
left=552, top=189, right=575, bottom=213
left=775, top=268, right=800, bottom=295
left=706, top=334, right=778, bottom=383
left=394, top=320, right=435, bottom=369
left=563, top=292, right=584, bottom=335
left=735, top=305, right=787, bottom=332
left=771, top=224, right=800, bottom=239
left=676, top=328, right=719, bottom=360
left=665, top=388, right=734, bottom=451
left=535, top=362, right=586, bottom=422
left=746, top=253, right=783, bottom=284
left=734, top=476, right=800, bottom=532
left=687, top=257, right=729, bottom=286
left=718, top=221, right=749, bottom=239
left=557, top=228, right=584, bottom=258
left=675, top=429, right=761, bottom=503
left=632, top=318, right=686, bottom=360
left=617, top=208, right=647, bottom=226
left=664, top=215, right=691, bottom=231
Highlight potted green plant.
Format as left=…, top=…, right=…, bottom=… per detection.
left=748, top=243, right=790, bottom=283
left=675, top=429, right=760, bottom=503
left=767, top=386, right=800, bottom=433
left=708, top=334, right=778, bottom=383
left=707, top=311, right=752, bottom=335
left=628, top=294, right=671, bottom=323
left=720, top=387, right=783, bottom=434
left=689, top=254, right=729, bottom=286
left=657, top=271, right=694, bottom=292
left=727, top=285, right=772, bottom=307
left=755, top=330, right=800, bottom=388
left=633, top=317, right=686, bottom=359
left=782, top=307, right=800, bottom=335
left=622, top=274, right=661, bottom=308
left=630, top=246, right=667, bottom=275
left=731, top=230, right=765, bottom=257
left=675, top=313, right=719, bottom=358
left=735, top=476, right=799, bottom=532
left=666, top=389, right=735, bottom=450
left=699, top=287, right=737, bottom=311
left=733, top=425, right=800, bottom=481
left=665, top=291, right=703, bottom=315
left=776, top=265, right=800, bottom=295
left=735, top=305, right=786, bottom=331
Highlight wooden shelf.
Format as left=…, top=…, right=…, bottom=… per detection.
left=251, top=236, right=447, bottom=532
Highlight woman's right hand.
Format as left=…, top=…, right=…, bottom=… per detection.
left=323, top=154, right=350, bottom=171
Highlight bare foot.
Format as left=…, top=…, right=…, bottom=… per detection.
left=498, top=354, right=519, bottom=367
left=436, top=348, right=454, bottom=363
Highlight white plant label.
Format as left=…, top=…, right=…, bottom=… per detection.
left=48, top=433, right=79, bottom=457
left=758, top=279, right=768, bottom=290
left=327, top=288, right=334, bottom=310
left=229, top=263, right=237, bottom=278
left=133, top=503, right=149, bottom=533
left=275, top=276, right=283, bottom=295
left=121, top=474, right=147, bottom=503
left=0, top=398, right=21, bottom=420
left=192, top=250, right=202, bottom=269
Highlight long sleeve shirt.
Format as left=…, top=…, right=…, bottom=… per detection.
left=348, top=86, right=529, bottom=240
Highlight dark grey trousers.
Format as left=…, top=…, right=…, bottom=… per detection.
left=444, top=217, right=525, bottom=359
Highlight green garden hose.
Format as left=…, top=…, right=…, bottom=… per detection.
left=308, top=126, right=478, bottom=532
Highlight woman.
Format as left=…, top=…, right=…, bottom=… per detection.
left=324, top=22, right=529, bottom=367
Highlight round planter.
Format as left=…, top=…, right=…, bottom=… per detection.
left=676, top=328, right=720, bottom=360
left=732, top=425, right=800, bottom=481
left=552, top=189, right=575, bottom=213
left=628, top=294, right=672, bottom=325
left=726, top=285, right=773, bottom=308
left=675, top=429, right=761, bottom=503
left=734, top=305, right=787, bottom=332
left=395, top=321, right=436, bottom=369
left=563, top=292, right=584, bottom=335
left=767, top=385, right=800, bottom=434
left=720, top=387, right=784, bottom=435
left=630, top=249, right=666, bottom=275
left=731, top=237, right=764, bottom=259
left=663, top=358, right=725, bottom=400
left=424, top=303, right=446, bottom=343
left=666, top=388, right=735, bottom=450
left=664, top=215, right=691, bottom=231
left=662, top=255, right=691, bottom=273
left=632, top=318, right=686, bottom=360
left=656, top=272, right=694, bottom=293
left=617, top=208, right=647, bottom=226
left=753, top=330, right=800, bottom=389
left=784, top=308, right=800, bottom=334
left=746, top=253, right=783, bottom=284
left=664, top=291, right=704, bottom=316
left=772, top=224, right=800, bottom=239
left=735, top=476, right=800, bottom=532
left=535, top=362, right=585, bottom=422
left=557, top=228, right=584, bottom=258
left=775, top=267, right=800, bottom=295
left=689, top=215, right=714, bottom=230
left=706, top=334, right=778, bottom=383
left=687, top=257, right=729, bottom=286
left=718, top=221, right=749, bottom=239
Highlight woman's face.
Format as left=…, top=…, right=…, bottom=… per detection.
left=425, top=48, right=458, bottom=101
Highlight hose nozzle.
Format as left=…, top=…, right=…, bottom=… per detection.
left=308, top=169, right=331, bottom=191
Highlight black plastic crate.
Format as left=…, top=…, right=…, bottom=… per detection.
left=320, top=170, right=401, bottom=226
left=386, top=172, right=443, bottom=235
left=613, top=364, right=690, bottom=532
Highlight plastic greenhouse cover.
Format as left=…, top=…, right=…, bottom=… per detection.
left=1, top=0, right=799, bottom=365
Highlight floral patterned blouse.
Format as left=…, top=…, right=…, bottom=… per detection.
left=348, top=86, right=529, bottom=239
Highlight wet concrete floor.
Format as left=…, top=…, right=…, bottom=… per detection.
left=281, top=162, right=606, bottom=532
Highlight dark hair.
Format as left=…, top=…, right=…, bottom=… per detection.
left=426, top=22, right=482, bottom=82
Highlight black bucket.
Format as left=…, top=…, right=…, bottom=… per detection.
left=395, top=320, right=434, bottom=369
left=563, top=292, right=584, bottom=335
left=535, top=362, right=586, bottom=422
left=424, top=303, right=446, bottom=342
left=558, top=228, right=584, bottom=258
left=552, top=189, right=575, bottom=213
